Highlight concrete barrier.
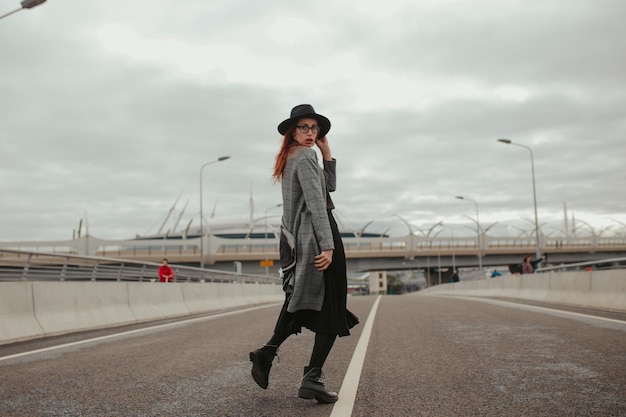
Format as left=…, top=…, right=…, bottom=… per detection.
left=499, top=275, right=522, bottom=298
left=182, top=283, right=222, bottom=314
left=258, top=283, right=284, bottom=304
left=127, top=282, right=190, bottom=322
left=0, top=282, right=44, bottom=343
left=217, top=282, right=249, bottom=309
left=0, top=280, right=282, bottom=346
left=518, top=273, right=551, bottom=302
left=588, top=270, right=626, bottom=311
left=33, top=282, right=137, bottom=337
left=544, top=271, right=591, bottom=307
left=422, top=269, right=626, bottom=312
left=242, top=282, right=280, bottom=305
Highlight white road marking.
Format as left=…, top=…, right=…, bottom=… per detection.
left=330, top=294, right=382, bottom=417
left=0, top=303, right=282, bottom=362
left=447, top=295, right=626, bottom=325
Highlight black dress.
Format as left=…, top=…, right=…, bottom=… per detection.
left=273, top=210, right=359, bottom=337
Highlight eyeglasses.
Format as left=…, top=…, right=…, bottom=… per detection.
left=296, top=124, right=320, bottom=134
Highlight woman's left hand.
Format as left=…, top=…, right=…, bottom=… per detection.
left=314, top=249, right=334, bottom=271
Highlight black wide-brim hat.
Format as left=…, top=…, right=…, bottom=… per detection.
left=277, top=104, right=331, bottom=138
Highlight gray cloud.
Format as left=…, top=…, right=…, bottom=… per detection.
left=1, top=0, right=624, bottom=243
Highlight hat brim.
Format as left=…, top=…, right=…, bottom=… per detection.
left=278, top=113, right=331, bottom=138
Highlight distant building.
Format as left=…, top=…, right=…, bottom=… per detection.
left=369, top=271, right=387, bottom=295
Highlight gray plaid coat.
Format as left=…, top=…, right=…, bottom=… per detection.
left=280, top=146, right=336, bottom=313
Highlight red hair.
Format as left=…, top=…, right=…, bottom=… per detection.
left=272, top=124, right=299, bottom=182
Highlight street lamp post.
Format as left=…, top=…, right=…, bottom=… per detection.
left=393, top=214, right=415, bottom=260
left=264, top=204, right=283, bottom=275
left=1, top=0, right=47, bottom=20
left=497, top=138, right=541, bottom=259
left=438, top=223, right=456, bottom=271
left=437, top=245, right=441, bottom=285
left=455, top=196, right=483, bottom=273
left=199, top=156, right=230, bottom=269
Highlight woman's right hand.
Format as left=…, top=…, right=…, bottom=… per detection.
left=316, top=136, right=332, bottom=160
left=314, top=249, right=334, bottom=271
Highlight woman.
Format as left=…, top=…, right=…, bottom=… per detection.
left=521, top=256, right=534, bottom=274
left=249, top=104, right=359, bottom=403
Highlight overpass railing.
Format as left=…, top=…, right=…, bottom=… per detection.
left=0, top=249, right=279, bottom=284
left=1, top=234, right=626, bottom=261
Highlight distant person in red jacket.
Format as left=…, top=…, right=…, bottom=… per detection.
left=158, top=258, right=174, bottom=282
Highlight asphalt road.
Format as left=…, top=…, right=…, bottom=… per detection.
left=1, top=294, right=625, bottom=417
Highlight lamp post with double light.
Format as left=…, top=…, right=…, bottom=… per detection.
left=497, top=138, right=541, bottom=259
left=455, top=196, right=483, bottom=273
left=1, top=0, right=47, bottom=20
left=393, top=214, right=416, bottom=260
left=264, top=204, right=283, bottom=275
left=199, top=156, right=230, bottom=268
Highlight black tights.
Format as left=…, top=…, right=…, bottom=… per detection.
left=266, top=331, right=337, bottom=369
left=309, top=333, right=336, bottom=368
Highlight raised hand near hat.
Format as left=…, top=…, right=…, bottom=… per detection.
left=316, top=136, right=332, bottom=161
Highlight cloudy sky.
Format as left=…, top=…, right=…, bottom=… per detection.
left=1, top=0, right=625, bottom=243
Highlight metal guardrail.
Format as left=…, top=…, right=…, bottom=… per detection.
left=537, top=257, right=626, bottom=273
left=1, top=248, right=624, bottom=285
left=0, top=249, right=280, bottom=284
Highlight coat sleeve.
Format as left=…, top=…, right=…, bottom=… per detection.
left=296, top=149, right=334, bottom=251
left=324, top=158, right=337, bottom=193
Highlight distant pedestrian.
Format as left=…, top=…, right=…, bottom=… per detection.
left=450, top=269, right=460, bottom=283
left=158, top=258, right=174, bottom=282
left=521, top=256, right=534, bottom=274
left=491, top=270, right=502, bottom=278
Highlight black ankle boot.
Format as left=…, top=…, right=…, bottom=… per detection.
left=298, top=366, right=338, bottom=403
left=249, top=345, right=278, bottom=389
